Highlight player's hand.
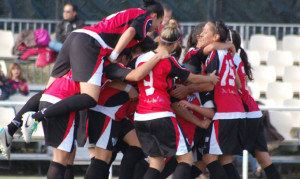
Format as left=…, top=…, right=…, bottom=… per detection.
left=171, top=84, right=189, bottom=99
left=177, top=100, right=191, bottom=109
left=128, top=87, right=138, bottom=101
left=227, top=42, right=236, bottom=57
left=107, top=56, right=117, bottom=63
left=209, top=70, right=219, bottom=85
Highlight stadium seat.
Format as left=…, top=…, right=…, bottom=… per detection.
left=248, top=34, right=277, bottom=63
left=247, top=81, right=260, bottom=100
left=283, top=99, right=300, bottom=127
left=283, top=66, right=300, bottom=93
left=282, top=35, right=300, bottom=63
left=0, top=106, right=16, bottom=127
left=252, top=65, right=276, bottom=93
left=268, top=111, right=296, bottom=141
left=266, top=82, right=293, bottom=106
left=0, top=60, right=7, bottom=76
left=246, top=50, right=261, bottom=66
left=0, top=30, right=15, bottom=58
left=267, top=50, right=293, bottom=78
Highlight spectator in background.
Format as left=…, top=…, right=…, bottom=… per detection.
left=49, top=3, right=85, bottom=52
left=7, top=63, right=29, bottom=96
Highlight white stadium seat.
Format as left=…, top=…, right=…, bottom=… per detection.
left=283, top=66, right=300, bottom=93
left=267, top=50, right=293, bottom=78
left=283, top=99, right=300, bottom=127
left=266, top=82, right=293, bottom=106
left=246, top=50, right=261, bottom=66
left=282, top=35, right=300, bottom=63
left=269, top=111, right=296, bottom=141
left=0, top=30, right=15, bottom=58
left=249, top=34, right=277, bottom=63
left=252, top=65, right=276, bottom=93
left=0, top=107, right=16, bottom=127
left=0, top=60, right=7, bottom=76
left=247, top=81, right=260, bottom=100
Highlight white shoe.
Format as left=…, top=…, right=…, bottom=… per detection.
left=0, top=126, right=12, bottom=160
left=22, top=111, right=39, bottom=143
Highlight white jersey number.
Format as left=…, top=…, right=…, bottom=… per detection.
left=221, top=60, right=235, bottom=87
left=144, top=71, right=155, bottom=96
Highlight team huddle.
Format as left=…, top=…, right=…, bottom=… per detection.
left=0, top=0, right=282, bottom=179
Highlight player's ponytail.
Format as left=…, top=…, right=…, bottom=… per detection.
left=141, top=0, right=164, bottom=18
left=160, top=19, right=181, bottom=46
left=231, top=30, right=253, bottom=81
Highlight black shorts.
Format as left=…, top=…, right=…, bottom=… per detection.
left=246, top=118, right=268, bottom=156
left=87, top=110, right=134, bottom=151
left=135, top=117, right=191, bottom=158
left=51, top=32, right=106, bottom=86
left=203, top=119, right=246, bottom=156
left=39, top=101, right=78, bottom=152
left=192, top=127, right=206, bottom=161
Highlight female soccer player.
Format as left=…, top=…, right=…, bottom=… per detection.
left=134, top=19, right=219, bottom=179
left=201, top=21, right=246, bottom=179
left=231, top=30, right=281, bottom=179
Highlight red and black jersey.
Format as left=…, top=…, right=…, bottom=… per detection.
left=41, top=70, right=80, bottom=103
left=89, top=60, right=135, bottom=121
left=233, top=54, right=262, bottom=118
left=204, top=50, right=245, bottom=120
left=182, top=47, right=206, bottom=65
left=83, top=8, right=152, bottom=49
left=177, top=92, right=214, bottom=146
left=134, top=51, right=190, bottom=121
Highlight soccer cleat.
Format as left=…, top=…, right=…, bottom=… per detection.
left=0, top=126, right=13, bottom=160
left=22, top=111, right=39, bottom=143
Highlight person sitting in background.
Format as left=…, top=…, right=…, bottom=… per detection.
left=49, top=3, right=85, bottom=52
left=7, top=63, right=29, bottom=96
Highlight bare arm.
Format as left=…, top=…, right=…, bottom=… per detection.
left=108, top=27, right=136, bottom=62
left=171, top=83, right=214, bottom=99
left=187, top=70, right=219, bottom=85
left=172, top=103, right=211, bottom=129
left=203, top=42, right=236, bottom=56
left=125, top=49, right=169, bottom=81
left=106, top=80, right=138, bottom=101
left=177, top=100, right=215, bottom=119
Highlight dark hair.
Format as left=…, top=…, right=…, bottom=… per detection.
left=171, top=44, right=182, bottom=60
left=65, top=3, right=78, bottom=12
left=183, top=58, right=202, bottom=74
left=184, top=23, right=205, bottom=57
left=132, top=36, right=156, bottom=53
left=142, top=0, right=164, bottom=18
left=119, top=48, right=132, bottom=60
left=231, top=30, right=253, bottom=81
left=215, top=20, right=229, bottom=43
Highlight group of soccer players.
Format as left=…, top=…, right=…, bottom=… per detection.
left=0, top=0, right=282, bottom=179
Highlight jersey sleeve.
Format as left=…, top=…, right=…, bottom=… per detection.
left=169, top=57, right=190, bottom=82
left=199, top=92, right=214, bottom=108
left=204, top=51, right=219, bottom=74
left=131, top=13, right=152, bottom=40
left=189, top=48, right=206, bottom=69
left=104, top=63, right=132, bottom=81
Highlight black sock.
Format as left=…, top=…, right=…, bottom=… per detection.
left=160, top=156, right=177, bottom=179
left=64, top=165, right=74, bottom=179
left=47, top=161, right=66, bottom=179
left=7, top=91, right=43, bottom=136
left=85, top=158, right=109, bottom=179
left=190, top=165, right=202, bottom=179
left=119, top=146, right=144, bottom=179
left=173, top=162, right=191, bottom=179
left=133, top=158, right=149, bottom=179
left=143, top=167, right=160, bottom=179
left=223, top=163, right=240, bottom=179
left=207, top=160, right=228, bottom=179
left=264, top=163, right=281, bottom=179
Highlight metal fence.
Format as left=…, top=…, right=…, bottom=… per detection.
left=1, top=18, right=300, bottom=85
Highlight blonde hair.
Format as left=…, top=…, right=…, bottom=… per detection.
left=160, top=19, right=181, bottom=45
